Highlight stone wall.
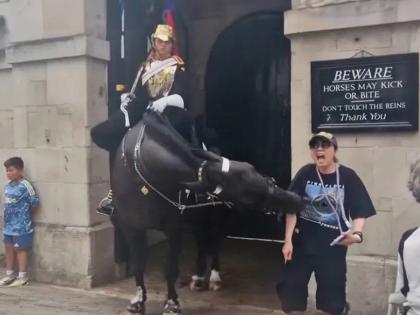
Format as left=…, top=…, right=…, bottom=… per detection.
left=285, top=0, right=420, bottom=313
left=0, top=0, right=115, bottom=288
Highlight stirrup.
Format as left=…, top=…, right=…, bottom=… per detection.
left=96, top=191, right=115, bottom=217
left=96, top=203, right=115, bottom=217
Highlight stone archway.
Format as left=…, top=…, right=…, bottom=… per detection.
left=205, top=12, right=291, bottom=239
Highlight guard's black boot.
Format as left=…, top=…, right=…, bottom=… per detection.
left=96, top=190, right=115, bottom=217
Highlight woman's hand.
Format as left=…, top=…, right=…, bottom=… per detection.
left=338, top=233, right=360, bottom=246
left=282, top=240, right=293, bottom=263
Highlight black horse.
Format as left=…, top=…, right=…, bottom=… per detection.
left=110, top=108, right=303, bottom=315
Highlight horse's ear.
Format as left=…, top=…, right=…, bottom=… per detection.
left=192, top=149, right=221, bottom=162
left=181, top=180, right=209, bottom=193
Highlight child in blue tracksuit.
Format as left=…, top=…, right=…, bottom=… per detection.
left=0, top=157, right=39, bottom=287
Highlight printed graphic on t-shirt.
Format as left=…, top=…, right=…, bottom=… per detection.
left=300, top=181, right=345, bottom=229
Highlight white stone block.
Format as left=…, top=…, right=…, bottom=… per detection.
left=61, top=148, right=89, bottom=183
left=290, top=43, right=311, bottom=80
left=31, top=147, right=61, bottom=181
left=359, top=210, right=393, bottom=256
left=89, top=146, right=109, bottom=184
left=290, top=79, right=312, bottom=172
left=27, top=106, right=59, bottom=147
left=285, top=0, right=420, bottom=35
left=13, top=107, right=28, bottom=148
left=338, top=147, right=375, bottom=198
left=55, top=104, right=73, bottom=147
left=85, top=0, right=107, bottom=40
left=11, top=62, right=47, bottom=107
left=346, top=255, right=396, bottom=315
left=0, top=110, right=13, bottom=148
left=9, top=0, right=43, bottom=43
left=0, top=69, right=12, bottom=108
left=9, top=0, right=102, bottom=43
left=42, top=0, right=84, bottom=38
left=46, top=58, right=87, bottom=107
left=390, top=23, right=418, bottom=52
left=31, top=147, right=89, bottom=183
left=31, top=223, right=92, bottom=287
left=372, top=147, right=410, bottom=198
left=33, top=182, right=90, bottom=226
left=337, top=25, right=392, bottom=51
left=6, top=35, right=110, bottom=64
left=86, top=58, right=108, bottom=127
left=292, top=0, right=359, bottom=9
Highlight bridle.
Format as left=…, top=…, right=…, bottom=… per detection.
left=261, top=176, right=281, bottom=214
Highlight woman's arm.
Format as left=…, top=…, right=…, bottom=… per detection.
left=282, top=214, right=297, bottom=262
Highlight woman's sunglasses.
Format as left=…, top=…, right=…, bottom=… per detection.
left=309, top=140, right=333, bottom=149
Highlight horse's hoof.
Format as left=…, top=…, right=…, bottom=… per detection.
left=127, top=301, right=146, bottom=314
left=209, top=270, right=222, bottom=291
left=209, top=280, right=222, bottom=291
left=162, top=299, right=182, bottom=315
left=189, top=276, right=206, bottom=291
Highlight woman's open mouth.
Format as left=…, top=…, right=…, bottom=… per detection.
left=316, top=152, right=326, bottom=161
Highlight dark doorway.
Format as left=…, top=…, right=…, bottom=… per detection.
left=205, top=13, right=291, bottom=240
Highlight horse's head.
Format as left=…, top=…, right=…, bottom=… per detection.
left=184, top=150, right=304, bottom=214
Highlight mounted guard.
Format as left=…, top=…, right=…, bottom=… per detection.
left=91, top=24, right=190, bottom=216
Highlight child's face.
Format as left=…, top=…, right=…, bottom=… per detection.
left=6, top=166, right=23, bottom=181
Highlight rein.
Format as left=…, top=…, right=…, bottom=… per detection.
left=122, top=122, right=230, bottom=213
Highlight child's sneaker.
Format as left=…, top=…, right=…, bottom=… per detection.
left=0, top=275, right=16, bottom=286
left=7, top=276, right=28, bottom=287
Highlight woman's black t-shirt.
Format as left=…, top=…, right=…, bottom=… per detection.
left=288, top=163, right=376, bottom=256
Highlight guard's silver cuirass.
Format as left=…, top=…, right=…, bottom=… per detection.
left=143, top=60, right=177, bottom=99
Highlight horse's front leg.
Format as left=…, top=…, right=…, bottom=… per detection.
left=189, top=222, right=207, bottom=291
left=125, top=229, right=148, bottom=315
left=208, top=206, right=225, bottom=291
left=162, top=224, right=183, bottom=315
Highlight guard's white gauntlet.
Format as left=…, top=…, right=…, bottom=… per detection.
left=149, top=94, right=184, bottom=113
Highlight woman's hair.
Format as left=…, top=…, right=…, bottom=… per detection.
left=408, top=158, right=420, bottom=202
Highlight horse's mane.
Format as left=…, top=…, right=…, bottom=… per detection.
left=141, top=109, right=201, bottom=167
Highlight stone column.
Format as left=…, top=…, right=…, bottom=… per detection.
left=285, top=0, right=420, bottom=313
left=0, top=0, right=115, bottom=288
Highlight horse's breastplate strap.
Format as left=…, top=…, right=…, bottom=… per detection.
left=143, top=61, right=177, bottom=99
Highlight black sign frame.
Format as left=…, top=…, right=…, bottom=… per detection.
left=311, top=53, right=419, bottom=132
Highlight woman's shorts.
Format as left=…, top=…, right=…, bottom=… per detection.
left=278, top=249, right=347, bottom=315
